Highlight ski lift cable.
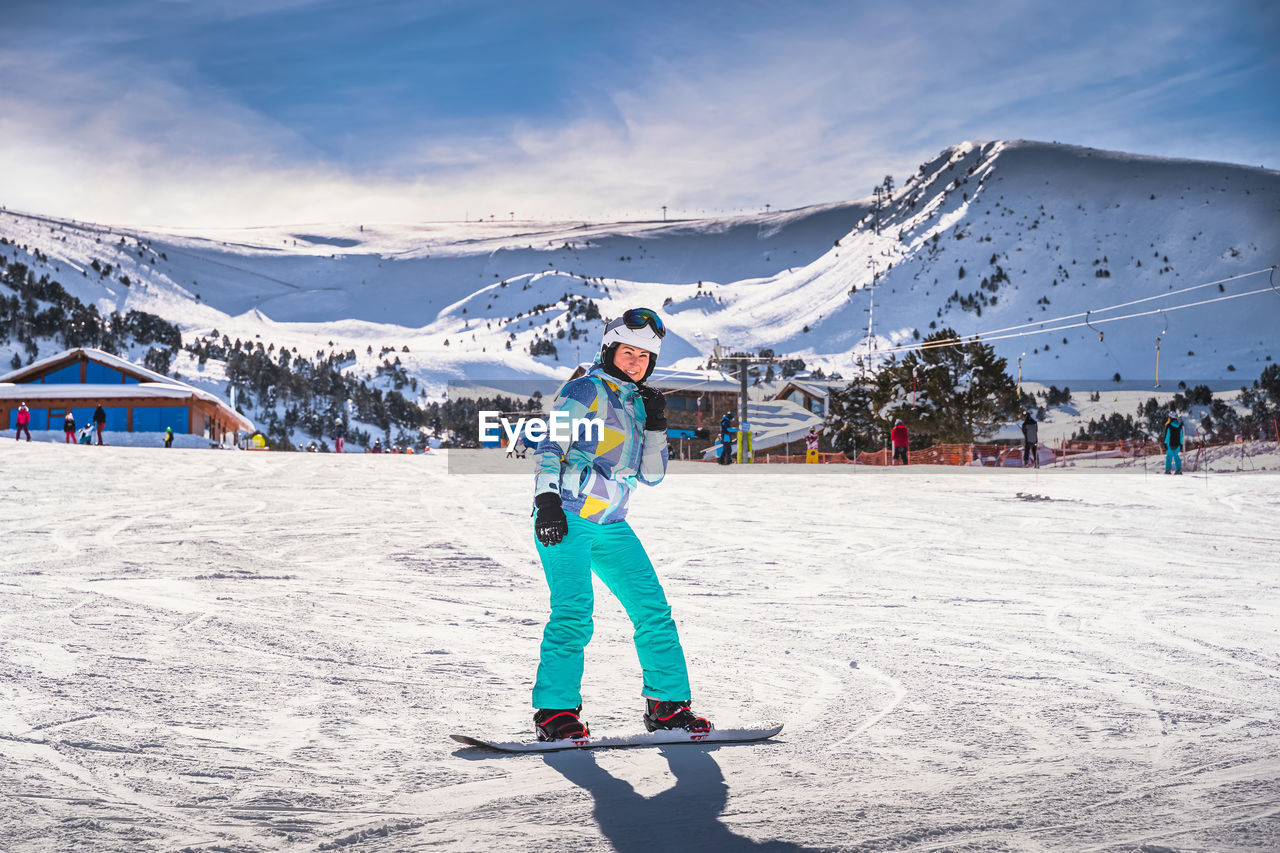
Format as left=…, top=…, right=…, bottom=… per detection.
left=944, top=284, right=1276, bottom=347
left=875, top=283, right=1280, bottom=357
left=887, top=265, right=1275, bottom=349
left=971, top=285, right=1277, bottom=344
left=1079, top=310, right=1126, bottom=383
left=875, top=271, right=1275, bottom=356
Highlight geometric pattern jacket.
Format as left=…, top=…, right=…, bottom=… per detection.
left=533, top=364, right=668, bottom=524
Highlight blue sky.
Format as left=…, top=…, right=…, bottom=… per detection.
left=1, top=0, right=1276, bottom=227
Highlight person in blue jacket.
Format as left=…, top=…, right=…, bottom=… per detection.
left=1163, top=415, right=1184, bottom=475
left=718, top=412, right=735, bottom=465
left=529, top=308, right=711, bottom=742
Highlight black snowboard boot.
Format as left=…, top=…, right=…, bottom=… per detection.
left=534, top=707, right=589, bottom=742
left=644, top=699, right=712, bottom=733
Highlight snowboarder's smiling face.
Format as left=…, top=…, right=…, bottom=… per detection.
left=613, top=344, right=653, bottom=381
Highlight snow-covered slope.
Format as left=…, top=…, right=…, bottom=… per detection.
left=2, top=140, right=1277, bottom=397
left=782, top=140, right=1280, bottom=382
left=3, top=442, right=1278, bottom=851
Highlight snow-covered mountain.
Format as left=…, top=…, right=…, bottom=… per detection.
left=2, top=140, right=1277, bottom=401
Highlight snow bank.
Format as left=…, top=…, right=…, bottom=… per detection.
left=2, top=441, right=1277, bottom=851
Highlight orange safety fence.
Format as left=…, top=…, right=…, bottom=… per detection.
left=756, top=451, right=851, bottom=464
left=855, top=443, right=999, bottom=466
left=718, top=434, right=1275, bottom=466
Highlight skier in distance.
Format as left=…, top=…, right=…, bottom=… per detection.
left=891, top=419, right=910, bottom=465
left=1020, top=411, right=1039, bottom=468
left=529, top=308, right=711, bottom=742
left=1163, top=413, right=1184, bottom=475
left=718, top=411, right=735, bottom=465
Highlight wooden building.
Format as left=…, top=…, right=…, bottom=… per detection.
left=1, top=347, right=254, bottom=445
left=774, top=380, right=829, bottom=416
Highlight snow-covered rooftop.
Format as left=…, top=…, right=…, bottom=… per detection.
left=0, top=381, right=215, bottom=403
left=0, top=347, right=173, bottom=385
left=0, top=348, right=255, bottom=431
left=648, top=366, right=742, bottom=393
left=699, top=397, right=824, bottom=458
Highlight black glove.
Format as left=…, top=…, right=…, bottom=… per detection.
left=534, top=492, right=568, bottom=547
left=637, top=385, right=667, bottom=432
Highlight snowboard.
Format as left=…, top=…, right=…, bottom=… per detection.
left=451, top=724, right=783, bottom=753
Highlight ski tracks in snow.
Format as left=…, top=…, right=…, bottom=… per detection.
left=1, top=446, right=1278, bottom=850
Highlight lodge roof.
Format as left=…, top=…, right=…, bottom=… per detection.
left=773, top=379, right=833, bottom=401
left=0, top=347, right=255, bottom=432
left=0, top=346, right=174, bottom=385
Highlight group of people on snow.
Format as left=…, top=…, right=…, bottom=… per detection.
left=11, top=402, right=111, bottom=446
left=367, top=438, right=428, bottom=454
left=62, top=406, right=107, bottom=445
left=891, top=409, right=1185, bottom=472
left=321, top=419, right=427, bottom=454
left=13, top=402, right=177, bottom=448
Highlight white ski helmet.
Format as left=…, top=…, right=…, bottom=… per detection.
left=600, top=308, right=665, bottom=380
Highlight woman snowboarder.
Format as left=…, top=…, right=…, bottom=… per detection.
left=529, top=308, right=711, bottom=742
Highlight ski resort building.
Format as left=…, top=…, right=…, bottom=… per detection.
left=774, top=380, right=829, bottom=417
left=646, top=367, right=743, bottom=440
left=696, top=397, right=826, bottom=461
left=0, top=347, right=254, bottom=445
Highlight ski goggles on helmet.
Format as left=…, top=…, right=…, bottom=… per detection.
left=620, top=307, right=666, bottom=339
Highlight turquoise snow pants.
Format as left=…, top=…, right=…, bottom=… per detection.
left=1165, top=447, right=1182, bottom=472
left=533, top=513, right=691, bottom=709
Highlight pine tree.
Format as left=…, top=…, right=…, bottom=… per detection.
left=825, top=378, right=878, bottom=454
left=868, top=329, right=1020, bottom=443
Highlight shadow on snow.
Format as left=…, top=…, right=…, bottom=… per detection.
left=543, top=746, right=819, bottom=852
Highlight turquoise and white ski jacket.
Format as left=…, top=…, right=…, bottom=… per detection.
left=533, top=364, right=668, bottom=524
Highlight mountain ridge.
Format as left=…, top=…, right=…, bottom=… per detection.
left=2, top=139, right=1277, bottom=403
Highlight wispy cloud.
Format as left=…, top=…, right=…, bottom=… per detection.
left=0, top=0, right=1274, bottom=227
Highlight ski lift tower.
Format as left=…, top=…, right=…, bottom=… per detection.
left=710, top=343, right=789, bottom=464
left=860, top=260, right=877, bottom=377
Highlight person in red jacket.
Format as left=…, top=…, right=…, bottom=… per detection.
left=890, top=419, right=909, bottom=465
left=15, top=402, right=32, bottom=441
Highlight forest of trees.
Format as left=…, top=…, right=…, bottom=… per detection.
left=0, top=260, right=180, bottom=371
left=186, top=334, right=546, bottom=451
left=1072, top=366, right=1280, bottom=443
left=2, top=259, right=542, bottom=451
left=9, top=253, right=1276, bottom=453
